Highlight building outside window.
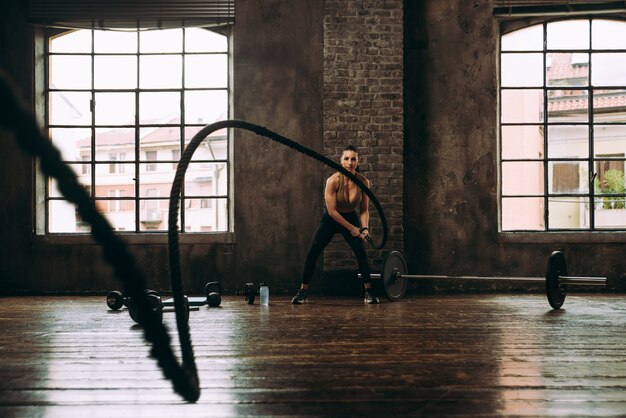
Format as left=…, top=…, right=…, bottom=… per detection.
left=40, top=27, right=230, bottom=233
left=500, top=18, right=626, bottom=231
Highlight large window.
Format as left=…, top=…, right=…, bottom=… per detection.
left=500, top=18, right=626, bottom=231
left=40, top=27, right=230, bottom=233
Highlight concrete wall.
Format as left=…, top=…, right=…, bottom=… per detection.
left=232, top=0, right=324, bottom=293
left=1, top=0, right=626, bottom=297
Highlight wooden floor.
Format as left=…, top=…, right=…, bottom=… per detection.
left=1, top=293, right=625, bottom=417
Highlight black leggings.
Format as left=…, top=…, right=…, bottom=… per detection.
left=301, top=211, right=371, bottom=285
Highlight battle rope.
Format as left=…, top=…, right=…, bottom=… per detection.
left=1, top=72, right=388, bottom=404
left=0, top=75, right=200, bottom=402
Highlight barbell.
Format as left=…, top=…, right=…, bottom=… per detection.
left=360, top=250, right=606, bottom=309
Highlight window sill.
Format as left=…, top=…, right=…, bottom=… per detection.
left=34, top=232, right=236, bottom=246
left=499, top=231, right=626, bottom=244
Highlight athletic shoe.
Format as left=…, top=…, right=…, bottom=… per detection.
left=364, top=289, right=379, bottom=304
left=291, top=288, right=309, bottom=304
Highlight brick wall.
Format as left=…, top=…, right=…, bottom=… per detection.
left=322, top=0, right=404, bottom=272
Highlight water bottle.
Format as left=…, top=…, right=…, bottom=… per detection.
left=259, top=282, right=269, bottom=305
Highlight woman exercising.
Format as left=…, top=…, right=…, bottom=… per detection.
left=292, top=145, right=379, bottom=304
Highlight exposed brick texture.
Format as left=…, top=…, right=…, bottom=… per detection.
left=322, top=0, right=404, bottom=272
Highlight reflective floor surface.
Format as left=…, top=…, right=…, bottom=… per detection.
left=0, top=293, right=625, bottom=417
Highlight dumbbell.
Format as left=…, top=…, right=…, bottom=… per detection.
left=205, top=281, right=222, bottom=307
left=106, top=289, right=159, bottom=311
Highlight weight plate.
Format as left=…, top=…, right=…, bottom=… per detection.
left=106, top=290, right=124, bottom=310
left=546, top=251, right=567, bottom=309
left=128, top=293, right=164, bottom=324
left=183, top=295, right=190, bottom=323
left=382, top=251, right=407, bottom=301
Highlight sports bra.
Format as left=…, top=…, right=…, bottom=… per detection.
left=336, top=173, right=362, bottom=211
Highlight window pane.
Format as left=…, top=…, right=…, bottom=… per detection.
left=547, top=20, right=589, bottom=50
left=100, top=191, right=134, bottom=211
left=547, top=125, right=588, bottom=158
left=50, top=30, right=91, bottom=53
left=592, top=19, right=626, bottom=50
left=185, top=90, right=227, bottom=124
left=594, top=159, right=625, bottom=195
left=94, top=30, right=137, bottom=53
left=547, top=89, right=588, bottom=122
left=140, top=126, right=180, bottom=150
left=94, top=92, right=135, bottom=125
left=591, top=53, right=626, bottom=86
left=139, top=199, right=169, bottom=231
left=139, top=55, right=182, bottom=88
left=139, top=163, right=175, bottom=192
left=94, top=56, right=137, bottom=89
left=48, top=200, right=86, bottom=233
left=593, top=158, right=625, bottom=228
left=94, top=164, right=135, bottom=197
left=502, top=161, right=544, bottom=195
left=185, top=28, right=227, bottom=52
left=501, top=125, right=544, bottom=160
left=501, top=53, right=544, bottom=87
left=50, top=128, right=92, bottom=161
left=593, top=92, right=626, bottom=123
left=501, top=24, right=542, bottom=52
left=186, top=162, right=227, bottom=195
left=547, top=53, right=588, bottom=87
left=100, top=200, right=136, bottom=232
left=189, top=134, right=227, bottom=162
left=549, top=161, right=588, bottom=194
left=185, top=54, right=228, bottom=88
left=595, top=205, right=626, bottom=229
left=548, top=196, right=589, bottom=229
left=50, top=55, right=92, bottom=89
left=501, top=89, right=544, bottom=123
left=95, top=128, right=135, bottom=157
left=49, top=92, right=92, bottom=125
left=501, top=197, right=544, bottom=231
left=139, top=92, right=181, bottom=125
left=595, top=168, right=626, bottom=228
left=184, top=177, right=213, bottom=198
left=184, top=198, right=227, bottom=232
left=594, top=125, right=626, bottom=154
left=140, top=29, right=182, bottom=53
left=185, top=128, right=229, bottom=163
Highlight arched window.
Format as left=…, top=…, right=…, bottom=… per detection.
left=38, top=27, right=231, bottom=233
left=500, top=18, right=626, bottom=231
